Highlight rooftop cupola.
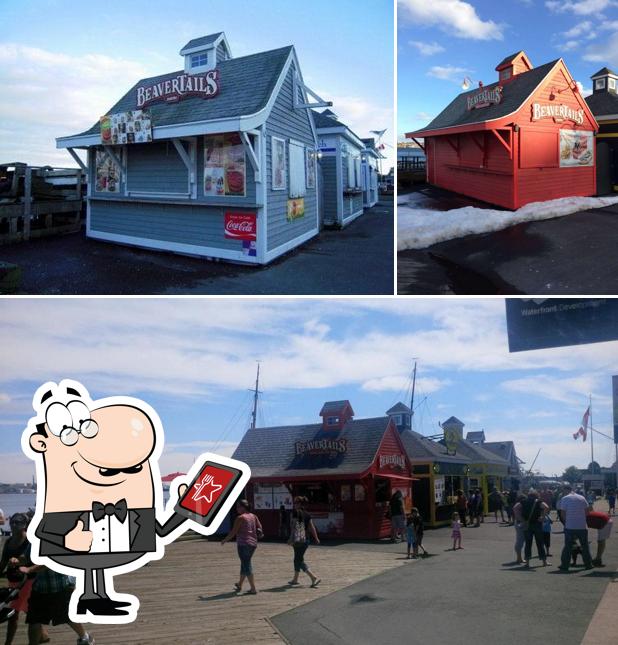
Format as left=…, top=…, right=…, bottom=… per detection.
left=319, top=400, right=354, bottom=431
left=386, top=402, right=412, bottom=432
left=179, top=32, right=232, bottom=75
left=441, top=416, right=465, bottom=442
left=495, top=51, right=533, bottom=85
left=591, top=67, right=618, bottom=95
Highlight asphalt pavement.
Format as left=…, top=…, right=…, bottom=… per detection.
left=272, top=514, right=617, bottom=645
left=398, top=187, right=618, bottom=295
left=0, top=198, right=393, bottom=295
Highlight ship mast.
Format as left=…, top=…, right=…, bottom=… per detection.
left=410, top=360, right=417, bottom=428
left=250, top=362, right=261, bottom=431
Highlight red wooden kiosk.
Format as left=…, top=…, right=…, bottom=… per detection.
left=407, top=52, right=598, bottom=209
left=232, top=400, right=415, bottom=539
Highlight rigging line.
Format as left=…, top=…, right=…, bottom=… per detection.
left=587, top=425, right=615, bottom=442
left=213, top=397, right=254, bottom=452
left=211, top=390, right=252, bottom=451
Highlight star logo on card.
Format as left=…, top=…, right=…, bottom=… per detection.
left=191, top=473, right=223, bottom=504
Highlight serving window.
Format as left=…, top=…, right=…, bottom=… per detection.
left=203, top=133, right=246, bottom=197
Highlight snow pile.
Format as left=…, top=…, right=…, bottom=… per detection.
left=398, top=195, right=618, bottom=250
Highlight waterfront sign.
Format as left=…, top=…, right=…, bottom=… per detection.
left=136, top=70, right=219, bottom=108
left=531, top=102, right=585, bottom=125
left=505, top=298, right=618, bottom=352
left=467, top=86, right=502, bottom=110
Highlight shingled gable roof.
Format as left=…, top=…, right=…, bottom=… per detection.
left=386, top=402, right=411, bottom=414
left=68, top=45, right=294, bottom=139
left=408, top=59, right=561, bottom=136
left=319, top=400, right=354, bottom=416
left=399, top=429, right=471, bottom=464
left=591, top=67, right=618, bottom=78
left=483, top=440, right=516, bottom=464
left=585, top=91, right=618, bottom=117
left=495, top=51, right=526, bottom=70
left=232, top=416, right=394, bottom=478
left=456, top=438, right=509, bottom=466
left=180, top=33, right=224, bottom=53
left=312, top=110, right=365, bottom=145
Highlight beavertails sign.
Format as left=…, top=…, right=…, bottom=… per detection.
left=467, top=86, right=502, bottom=110
left=136, top=70, right=219, bottom=108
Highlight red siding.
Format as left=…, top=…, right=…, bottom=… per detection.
left=423, top=61, right=597, bottom=210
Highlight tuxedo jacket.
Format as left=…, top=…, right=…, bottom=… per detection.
left=35, top=508, right=183, bottom=556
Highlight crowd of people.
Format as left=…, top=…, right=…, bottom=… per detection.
left=0, top=508, right=94, bottom=645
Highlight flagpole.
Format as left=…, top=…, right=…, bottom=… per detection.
left=590, top=394, right=594, bottom=468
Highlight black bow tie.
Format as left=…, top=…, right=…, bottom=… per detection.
left=92, top=499, right=128, bottom=523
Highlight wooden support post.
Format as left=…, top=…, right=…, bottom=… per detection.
left=75, top=169, right=82, bottom=201
left=23, top=166, right=32, bottom=241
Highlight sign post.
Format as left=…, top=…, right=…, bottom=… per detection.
left=613, top=376, right=618, bottom=488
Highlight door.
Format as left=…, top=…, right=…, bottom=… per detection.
left=596, top=140, right=611, bottom=195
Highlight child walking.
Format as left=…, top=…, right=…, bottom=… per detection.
left=451, top=512, right=463, bottom=550
left=542, top=511, right=553, bottom=557
left=406, top=512, right=416, bottom=559
left=410, top=508, right=427, bottom=557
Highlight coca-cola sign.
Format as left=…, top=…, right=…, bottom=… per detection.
left=136, top=70, right=219, bottom=109
left=224, top=212, right=257, bottom=241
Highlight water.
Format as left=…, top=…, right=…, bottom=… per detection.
left=0, top=493, right=37, bottom=518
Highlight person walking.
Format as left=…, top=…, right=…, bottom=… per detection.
left=455, top=490, right=468, bottom=528
left=410, top=508, right=426, bottom=556
left=589, top=511, right=613, bottom=567
left=0, top=514, right=50, bottom=645
left=489, top=487, right=505, bottom=523
left=451, top=513, right=463, bottom=550
left=287, top=497, right=321, bottom=588
left=606, top=489, right=616, bottom=516
left=558, top=484, right=593, bottom=571
left=389, top=490, right=405, bottom=542
left=18, top=564, right=94, bottom=645
left=405, top=512, right=416, bottom=559
left=506, top=489, right=518, bottom=525
left=542, top=508, right=554, bottom=557
left=522, top=489, right=549, bottom=568
left=512, top=493, right=526, bottom=564
left=221, top=499, right=263, bottom=595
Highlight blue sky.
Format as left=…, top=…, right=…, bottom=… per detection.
left=0, top=0, right=394, bottom=169
left=2, top=298, right=618, bottom=483
left=398, top=0, right=618, bottom=140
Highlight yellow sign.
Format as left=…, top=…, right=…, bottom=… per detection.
left=444, top=427, right=460, bottom=455
left=287, top=198, right=305, bottom=221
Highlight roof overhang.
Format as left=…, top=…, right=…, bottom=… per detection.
left=316, top=126, right=365, bottom=150
left=179, top=33, right=231, bottom=58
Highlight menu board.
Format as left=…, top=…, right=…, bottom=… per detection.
left=100, top=110, right=152, bottom=145
left=306, top=149, right=316, bottom=189
left=560, top=130, right=593, bottom=167
left=95, top=151, right=120, bottom=193
left=272, top=137, right=286, bottom=190
left=204, top=133, right=246, bottom=197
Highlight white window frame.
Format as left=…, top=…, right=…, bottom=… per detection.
left=191, top=53, right=208, bottom=68
left=596, top=78, right=606, bottom=90
left=500, top=68, right=511, bottom=81
left=288, top=140, right=306, bottom=199
left=610, top=78, right=616, bottom=90
left=271, top=136, right=286, bottom=191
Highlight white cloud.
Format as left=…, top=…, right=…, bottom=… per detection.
left=561, top=40, right=580, bottom=51
left=362, top=376, right=448, bottom=393
left=576, top=80, right=593, bottom=97
left=427, top=65, right=472, bottom=83
left=501, top=374, right=610, bottom=407
left=563, top=20, right=593, bottom=37
left=398, top=0, right=504, bottom=40
left=546, top=0, right=616, bottom=14
left=415, top=111, right=434, bottom=121
left=582, top=33, right=618, bottom=65
left=0, top=43, right=152, bottom=167
left=409, top=41, right=446, bottom=56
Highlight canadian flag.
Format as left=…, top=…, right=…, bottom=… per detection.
left=573, top=406, right=590, bottom=441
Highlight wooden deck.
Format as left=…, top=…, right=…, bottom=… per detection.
left=10, top=538, right=408, bottom=644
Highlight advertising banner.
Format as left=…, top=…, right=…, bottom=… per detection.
left=100, top=110, right=152, bottom=145
left=224, top=212, right=256, bottom=241
left=559, top=130, right=594, bottom=167
left=287, top=198, right=305, bottom=221
left=434, top=476, right=445, bottom=505
left=204, top=133, right=246, bottom=197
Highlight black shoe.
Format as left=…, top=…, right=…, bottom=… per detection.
left=76, top=598, right=131, bottom=616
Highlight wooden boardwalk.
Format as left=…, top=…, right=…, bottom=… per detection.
left=10, top=539, right=408, bottom=644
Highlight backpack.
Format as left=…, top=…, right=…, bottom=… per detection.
left=291, top=514, right=307, bottom=545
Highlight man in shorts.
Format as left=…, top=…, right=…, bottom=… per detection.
left=592, top=512, right=613, bottom=567
left=22, top=565, right=94, bottom=645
